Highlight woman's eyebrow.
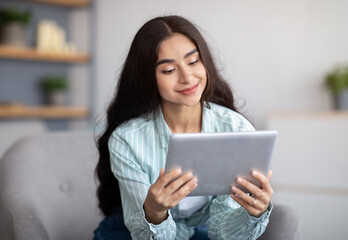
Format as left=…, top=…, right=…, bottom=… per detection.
left=184, top=49, right=198, bottom=59
left=156, top=49, right=198, bottom=67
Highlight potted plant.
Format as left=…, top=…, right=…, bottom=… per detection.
left=40, top=75, right=68, bottom=106
left=0, top=7, right=31, bottom=46
left=325, top=64, right=348, bottom=110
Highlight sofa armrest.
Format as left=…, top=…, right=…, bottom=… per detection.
left=0, top=202, right=49, bottom=240
left=259, top=203, right=300, bottom=240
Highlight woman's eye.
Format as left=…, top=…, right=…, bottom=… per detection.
left=189, top=59, right=199, bottom=65
left=162, top=69, right=175, bottom=74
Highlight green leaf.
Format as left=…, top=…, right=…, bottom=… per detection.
left=325, top=65, right=348, bottom=95
left=0, top=7, right=32, bottom=27
left=40, top=75, right=68, bottom=92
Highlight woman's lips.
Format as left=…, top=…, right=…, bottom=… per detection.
left=177, top=83, right=199, bottom=95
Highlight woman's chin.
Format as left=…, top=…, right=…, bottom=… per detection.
left=177, top=99, right=202, bottom=108
left=162, top=98, right=201, bottom=108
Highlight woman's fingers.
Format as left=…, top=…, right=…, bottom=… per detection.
left=251, top=170, right=273, bottom=195
left=152, top=168, right=198, bottom=207
left=267, top=170, right=272, bottom=181
left=230, top=184, right=269, bottom=218
left=159, top=168, right=165, bottom=178
left=235, top=177, right=266, bottom=203
left=163, top=171, right=196, bottom=195
left=155, top=168, right=182, bottom=190
left=231, top=185, right=263, bottom=210
left=233, top=171, right=273, bottom=203
left=230, top=170, right=274, bottom=217
left=168, top=177, right=198, bottom=206
left=230, top=192, right=260, bottom=217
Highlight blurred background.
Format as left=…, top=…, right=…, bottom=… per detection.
left=0, top=0, right=347, bottom=239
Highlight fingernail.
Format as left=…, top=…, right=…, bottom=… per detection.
left=176, top=168, right=182, bottom=174
left=237, top=178, right=243, bottom=184
left=192, top=177, right=198, bottom=184
left=252, top=171, right=258, bottom=176
left=186, top=171, right=193, bottom=178
left=232, top=186, right=237, bottom=192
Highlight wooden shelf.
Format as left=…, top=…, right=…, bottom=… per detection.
left=0, top=45, right=90, bottom=63
left=0, top=104, right=89, bottom=119
left=26, top=0, right=90, bottom=7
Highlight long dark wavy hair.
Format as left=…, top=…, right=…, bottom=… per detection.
left=96, top=15, right=243, bottom=216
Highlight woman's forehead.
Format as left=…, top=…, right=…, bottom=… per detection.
left=157, top=33, right=197, bottom=59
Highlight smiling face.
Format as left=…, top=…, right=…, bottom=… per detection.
left=155, top=33, right=207, bottom=110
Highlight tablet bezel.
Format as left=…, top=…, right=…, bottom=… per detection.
left=164, top=130, right=277, bottom=196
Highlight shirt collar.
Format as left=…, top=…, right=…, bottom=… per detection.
left=155, top=106, right=172, bottom=149
left=201, top=102, right=211, bottom=133
left=155, top=102, right=212, bottom=149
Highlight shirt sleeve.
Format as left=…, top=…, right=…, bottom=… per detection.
left=207, top=195, right=272, bottom=240
left=108, top=131, right=177, bottom=240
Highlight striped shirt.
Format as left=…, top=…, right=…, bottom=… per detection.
left=109, top=102, right=272, bottom=240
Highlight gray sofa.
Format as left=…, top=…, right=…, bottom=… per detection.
left=0, top=132, right=300, bottom=240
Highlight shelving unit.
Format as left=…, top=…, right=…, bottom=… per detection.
left=0, top=45, right=89, bottom=63
left=0, top=104, right=89, bottom=119
left=26, top=0, right=90, bottom=7
left=0, top=0, right=92, bottom=122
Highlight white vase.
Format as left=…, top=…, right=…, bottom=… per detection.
left=334, top=89, right=348, bottom=110
left=48, top=91, right=66, bottom=106
left=0, top=22, right=27, bottom=47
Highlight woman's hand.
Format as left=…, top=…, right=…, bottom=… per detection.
left=230, top=170, right=273, bottom=218
left=144, top=168, right=198, bottom=224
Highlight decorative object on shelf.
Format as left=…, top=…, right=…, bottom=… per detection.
left=40, top=75, right=68, bottom=106
left=0, top=7, right=31, bottom=47
left=325, top=64, right=348, bottom=110
left=37, top=20, right=77, bottom=54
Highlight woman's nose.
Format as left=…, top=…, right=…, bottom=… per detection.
left=178, top=66, right=193, bottom=84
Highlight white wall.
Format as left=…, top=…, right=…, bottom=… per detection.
left=94, top=0, right=348, bottom=128
left=267, top=113, right=348, bottom=239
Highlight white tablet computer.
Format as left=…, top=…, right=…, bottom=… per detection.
left=165, top=131, right=277, bottom=196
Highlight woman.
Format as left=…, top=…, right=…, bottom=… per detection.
left=94, top=15, right=273, bottom=240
